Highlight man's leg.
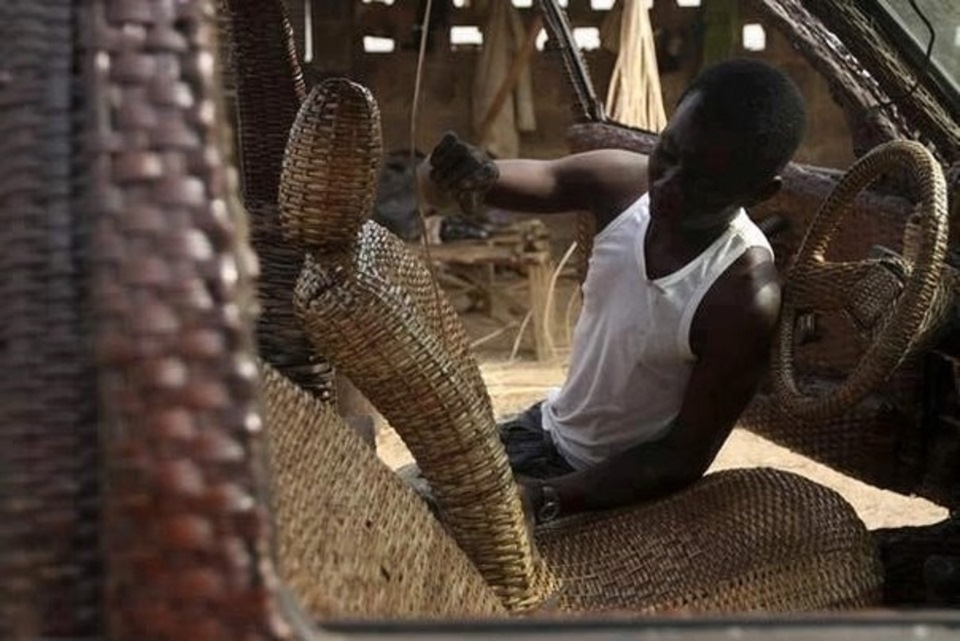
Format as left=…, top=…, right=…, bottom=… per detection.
left=498, top=402, right=574, bottom=479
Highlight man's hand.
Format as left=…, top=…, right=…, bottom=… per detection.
left=425, top=132, right=499, bottom=216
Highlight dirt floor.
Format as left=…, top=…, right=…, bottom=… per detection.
left=375, top=269, right=948, bottom=531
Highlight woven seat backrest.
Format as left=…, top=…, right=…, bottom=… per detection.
left=279, top=79, right=554, bottom=611
left=262, top=361, right=502, bottom=618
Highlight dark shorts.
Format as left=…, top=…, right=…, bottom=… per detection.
left=498, top=402, right=575, bottom=479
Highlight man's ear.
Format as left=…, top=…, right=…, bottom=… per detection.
left=744, top=176, right=782, bottom=207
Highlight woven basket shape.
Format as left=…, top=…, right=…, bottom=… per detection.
left=789, top=204, right=951, bottom=379
left=294, top=222, right=550, bottom=611
left=0, top=1, right=100, bottom=637
left=264, top=350, right=885, bottom=616
left=217, top=0, right=335, bottom=403
left=289, top=211, right=889, bottom=612
left=0, top=0, right=888, bottom=634
left=261, top=361, right=504, bottom=619
left=535, top=467, right=882, bottom=613
left=265, top=346, right=888, bottom=615
left=279, top=79, right=383, bottom=255
left=80, top=1, right=298, bottom=638
left=774, top=140, right=949, bottom=421
left=280, top=79, right=488, bottom=394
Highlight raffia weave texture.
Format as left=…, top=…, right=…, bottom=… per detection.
left=535, top=468, right=882, bottom=613
left=279, top=81, right=534, bottom=609
left=281, top=74, right=884, bottom=616
left=774, top=140, right=949, bottom=420
left=295, top=222, right=552, bottom=611
left=0, top=1, right=100, bottom=637
left=219, top=0, right=335, bottom=403
left=80, top=1, right=295, bottom=637
left=262, top=362, right=504, bottom=619
left=1, top=0, right=889, bottom=629
left=291, top=220, right=886, bottom=614
left=279, top=78, right=382, bottom=255
left=802, top=0, right=959, bottom=162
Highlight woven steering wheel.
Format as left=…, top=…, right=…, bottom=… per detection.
left=773, top=140, right=948, bottom=421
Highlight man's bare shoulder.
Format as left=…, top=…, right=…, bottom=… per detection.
left=562, top=149, right=648, bottom=229
left=691, top=247, right=781, bottom=357
left=713, top=247, right=781, bottom=323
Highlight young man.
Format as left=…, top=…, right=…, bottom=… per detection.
left=418, top=59, right=807, bottom=525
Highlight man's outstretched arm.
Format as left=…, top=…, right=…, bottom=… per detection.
left=417, top=133, right=648, bottom=231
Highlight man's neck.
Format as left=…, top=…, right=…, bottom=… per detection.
left=644, top=214, right=732, bottom=280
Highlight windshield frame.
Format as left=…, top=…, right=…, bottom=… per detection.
left=860, top=0, right=960, bottom=113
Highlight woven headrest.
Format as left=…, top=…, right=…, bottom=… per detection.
left=279, top=78, right=382, bottom=254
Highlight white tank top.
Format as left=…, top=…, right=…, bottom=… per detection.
left=542, top=193, right=772, bottom=470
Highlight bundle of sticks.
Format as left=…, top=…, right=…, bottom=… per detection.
left=603, top=0, right=668, bottom=132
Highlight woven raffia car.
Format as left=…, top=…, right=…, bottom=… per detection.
left=2, top=0, right=958, bottom=639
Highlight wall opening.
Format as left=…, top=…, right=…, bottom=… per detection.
left=514, top=0, right=566, bottom=5
left=573, top=27, right=601, bottom=51
left=303, top=0, right=313, bottom=62
left=742, top=23, right=767, bottom=51
left=536, top=28, right=549, bottom=51
left=363, top=36, right=396, bottom=53
left=450, top=25, right=483, bottom=48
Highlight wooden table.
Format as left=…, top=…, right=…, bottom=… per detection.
left=409, top=220, right=557, bottom=361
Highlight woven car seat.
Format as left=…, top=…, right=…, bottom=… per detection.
left=261, top=361, right=504, bottom=618
left=264, top=355, right=881, bottom=618
left=278, top=77, right=548, bottom=610
left=278, top=78, right=884, bottom=614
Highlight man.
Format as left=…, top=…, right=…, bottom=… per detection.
left=418, top=58, right=807, bottom=525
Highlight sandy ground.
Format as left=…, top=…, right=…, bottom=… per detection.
left=375, top=275, right=948, bottom=530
